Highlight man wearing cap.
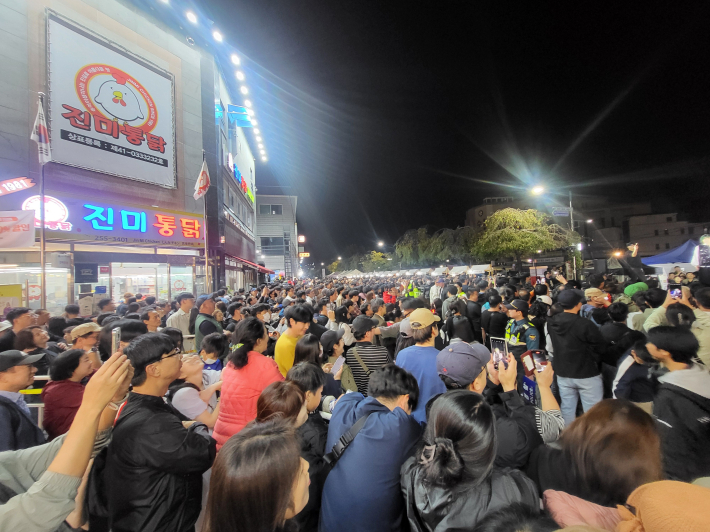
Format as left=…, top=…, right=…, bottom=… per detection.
left=429, top=278, right=446, bottom=305
left=71, top=322, right=103, bottom=370
left=346, top=315, right=392, bottom=395
left=194, top=294, right=223, bottom=350
left=395, top=308, right=446, bottom=423
left=547, top=289, right=609, bottom=425
left=436, top=342, right=561, bottom=467
left=0, top=350, right=46, bottom=451
left=504, top=300, right=539, bottom=373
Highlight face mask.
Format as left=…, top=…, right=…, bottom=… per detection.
left=263, top=312, right=271, bottom=321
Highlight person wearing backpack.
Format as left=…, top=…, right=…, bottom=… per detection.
left=319, top=365, right=421, bottom=532
left=344, top=316, right=391, bottom=395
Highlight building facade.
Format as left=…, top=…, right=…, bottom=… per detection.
left=0, top=0, right=262, bottom=314
left=628, top=213, right=709, bottom=256
left=255, top=195, right=298, bottom=279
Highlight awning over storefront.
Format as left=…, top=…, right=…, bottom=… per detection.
left=258, top=265, right=274, bottom=274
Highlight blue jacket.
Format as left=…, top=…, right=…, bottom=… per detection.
left=0, top=395, right=45, bottom=452
left=395, top=345, right=446, bottom=423
left=319, top=393, right=422, bottom=532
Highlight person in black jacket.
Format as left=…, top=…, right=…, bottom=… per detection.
left=443, top=299, right=475, bottom=344
left=647, top=326, right=710, bottom=482
left=435, top=343, right=544, bottom=469
left=97, top=333, right=216, bottom=532
left=287, top=362, right=329, bottom=532
left=547, top=290, right=610, bottom=425
left=465, top=286, right=483, bottom=343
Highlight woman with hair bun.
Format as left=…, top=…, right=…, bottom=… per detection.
left=400, top=390, right=538, bottom=531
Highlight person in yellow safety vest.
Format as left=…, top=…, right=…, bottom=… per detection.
left=504, top=299, right=539, bottom=389
left=406, top=280, right=421, bottom=298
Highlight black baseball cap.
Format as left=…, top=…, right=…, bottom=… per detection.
left=0, top=350, right=45, bottom=372
left=351, top=315, right=379, bottom=335
left=503, top=299, right=529, bottom=313
left=321, top=329, right=345, bottom=354
left=558, top=289, right=584, bottom=309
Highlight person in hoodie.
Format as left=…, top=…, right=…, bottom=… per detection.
left=646, top=326, right=710, bottom=482
left=400, top=390, right=539, bottom=532
left=547, top=290, right=610, bottom=425
left=319, top=364, right=421, bottom=532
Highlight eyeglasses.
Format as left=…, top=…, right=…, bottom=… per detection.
left=150, top=348, right=180, bottom=365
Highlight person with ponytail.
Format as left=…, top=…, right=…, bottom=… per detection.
left=401, top=390, right=539, bottom=531
left=212, top=317, right=284, bottom=449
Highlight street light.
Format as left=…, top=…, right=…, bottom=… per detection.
left=586, top=219, right=593, bottom=223
left=531, top=185, right=545, bottom=196
left=337, top=256, right=342, bottom=260
left=321, top=262, right=324, bottom=266
left=378, top=241, right=384, bottom=247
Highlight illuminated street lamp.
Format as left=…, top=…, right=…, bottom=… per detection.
left=531, top=185, right=545, bottom=196
left=378, top=241, right=384, bottom=247
left=587, top=219, right=593, bottom=223
left=337, top=256, right=342, bottom=260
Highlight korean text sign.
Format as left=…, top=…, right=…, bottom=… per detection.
left=48, top=15, right=176, bottom=187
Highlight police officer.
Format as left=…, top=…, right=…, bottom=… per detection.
left=504, top=299, right=539, bottom=388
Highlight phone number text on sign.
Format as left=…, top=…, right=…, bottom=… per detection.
left=60, top=130, right=168, bottom=167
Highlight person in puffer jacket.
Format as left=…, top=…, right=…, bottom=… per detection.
left=400, top=390, right=538, bottom=532
left=647, top=326, right=710, bottom=482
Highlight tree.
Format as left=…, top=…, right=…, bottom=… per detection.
left=327, top=260, right=341, bottom=274
left=361, top=251, right=391, bottom=272
left=473, top=208, right=577, bottom=271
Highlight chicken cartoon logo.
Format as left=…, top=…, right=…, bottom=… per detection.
left=93, top=72, right=144, bottom=123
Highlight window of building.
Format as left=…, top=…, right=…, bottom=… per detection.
left=258, top=204, right=283, bottom=215
left=665, top=243, right=670, bottom=249
left=681, top=228, right=685, bottom=235
left=260, top=237, right=285, bottom=255
left=259, top=204, right=270, bottom=215
left=666, top=216, right=673, bottom=222
left=655, top=244, right=660, bottom=250
left=664, top=229, right=669, bottom=235
left=654, top=230, right=659, bottom=236
left=689, top=227, right=695, bottom=235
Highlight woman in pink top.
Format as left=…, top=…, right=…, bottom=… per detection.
left=213, top=317, right=283, bottom=449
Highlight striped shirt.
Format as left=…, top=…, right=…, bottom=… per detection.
left=345, top=341, right=392, bottom=395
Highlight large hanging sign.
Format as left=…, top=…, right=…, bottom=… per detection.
left=48, top=14, right=176, bottom=187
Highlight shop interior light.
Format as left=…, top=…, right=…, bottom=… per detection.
left=236, top=71, right=245, bottom=81
left=240, top=86, right=248, bottom=94
left=244, top=100, right=252, bottom=107
left=0, top=264, right=19, bottom=268
left=231, top=54, right=241, bottom=65
left=186, top=11, right=197, bottom=24
left=213, top=31, right=223, bottom=42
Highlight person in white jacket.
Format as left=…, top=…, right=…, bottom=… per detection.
left=326, top=306, right=355, bottom=346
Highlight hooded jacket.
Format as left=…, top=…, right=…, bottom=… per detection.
left=100, top=392, right=216, bottom=532
left=547, top=312, right=609, bottom=379
left=654, top=364, right=710, bottom=482
left=400, top=458, right=539, bottom=532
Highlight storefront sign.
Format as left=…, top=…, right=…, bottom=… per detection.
left=0, top=285, right=23, bottom=315
left=75, top=263, right=99, bottom=283
left=0, top=211, right=36, bottom=248
left=48, top=15, right=176, bottom=187
left=0, top=191, right=204, bottom=249
left=0, top=178, right=35, bottom=197
left=299, top=252, right=310, bottom=258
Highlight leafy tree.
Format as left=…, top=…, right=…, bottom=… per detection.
left=327, top=260, right=341, bottom=274
left=362, top=251, right=391, bottom=272
left=473, top=208, right=576, bottom=271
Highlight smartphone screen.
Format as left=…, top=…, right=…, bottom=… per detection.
left=490, top=337, right=508, bottom=369
left=331, top=356, right=345, bottom=375
left=521, top=352, right=536, bottom=377
left=669, top=283, right=681, bottom=299
left=531, top=349, right=547, bottom=371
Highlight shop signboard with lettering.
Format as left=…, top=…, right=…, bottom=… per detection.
left=0, top=210, right=35, bottom=248
left=0, top=190, right=204, bottom=249
left=48, top=14, right=176, bottom=187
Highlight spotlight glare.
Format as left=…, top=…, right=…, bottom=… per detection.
left=236, top=71, right=245, bottom=81
left=251, top=119, right=258, bottom=125
left=212, top=31, right=222, bottom=42
left=254, top=129, right=260, bottom=134
left=258, top=143, right=264, bottom=149
left=186, top=11, right=197, bottom=23
left=231, top=54, right=240, bottom=65
left=240, top=86, right=248, bottom=94
left=256, top=136, right=262, bottom=142
left=244, top=100, right=252, bottom=108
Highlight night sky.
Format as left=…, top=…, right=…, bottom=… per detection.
left=203, top=1, right=710, bottom=264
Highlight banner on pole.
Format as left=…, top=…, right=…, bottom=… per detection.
left=0, top=211, right=36, bottom=248
left=31, top=99, right=52, bottom=165
left=194, top=160, right=211, bottom=200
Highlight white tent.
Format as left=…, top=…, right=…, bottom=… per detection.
left=431, top=266, right=448, bottom=276
left=449, top=265, right=468, bottom=275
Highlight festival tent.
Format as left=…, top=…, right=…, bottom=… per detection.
left=431, top=266, right=448, bottom=276
left=449, top=265, right=469, bottom=275
left=641, top=239, right=697, bottom=267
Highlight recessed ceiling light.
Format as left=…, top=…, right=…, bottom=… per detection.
left=231, top=54, right=240, bottom=65
left=186, top=11, right=197, bottom=23
left=213, top=31, right=223, bottom=42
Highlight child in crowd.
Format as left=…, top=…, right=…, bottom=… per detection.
left=199, top=332, right=228, bottom=371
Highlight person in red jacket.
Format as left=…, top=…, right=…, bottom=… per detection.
left=213, top=317, right=283, bottom=449
left=41, top=348, right=97, bottom=440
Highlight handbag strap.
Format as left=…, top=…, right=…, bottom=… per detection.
left=350, top=346, right=371, bottom=375
left=323, top=411, right=372, bottom=466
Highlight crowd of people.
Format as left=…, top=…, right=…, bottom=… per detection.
left=1, top=263, right=710, bottom=532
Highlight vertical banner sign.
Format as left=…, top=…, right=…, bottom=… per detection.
left=0, top=211, right=36, bottom=248
left=48, top=15, right=176, bottom=187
